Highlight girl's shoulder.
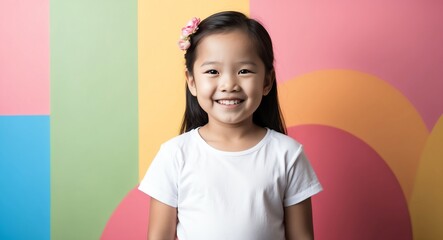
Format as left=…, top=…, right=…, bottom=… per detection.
left=268, top=129, right=303, bottom=149
left=160, top=128, right=199, bottom=150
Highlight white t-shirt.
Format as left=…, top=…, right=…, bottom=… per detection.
left=139, top=128, right=322, bottom=240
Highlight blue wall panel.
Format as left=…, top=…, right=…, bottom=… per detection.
left=0, top=116, right=50, bottom=240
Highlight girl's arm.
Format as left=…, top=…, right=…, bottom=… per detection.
left=148, top=198, right=177, bottom=240
left=284, top=198, right=314, bottom=240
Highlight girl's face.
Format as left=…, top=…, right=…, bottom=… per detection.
left=186, top=30, right=272, bottom=128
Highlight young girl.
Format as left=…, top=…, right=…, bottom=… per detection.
left=139, top=11, right=322, bottom=240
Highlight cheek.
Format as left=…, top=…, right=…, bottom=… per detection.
left=195, top=80, right=215, bottom=95
left=245, top=80, right=265, bottom=96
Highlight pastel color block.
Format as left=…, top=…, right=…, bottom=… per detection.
left=289, top=125, right=412, bottom=239
left=279, top=70, right=429, bottom=200
left=0, top=116, right=50, bottom=240
left=101, top=186, right=150, bottom=239
left=0, top=0, right=50, bottom=115
left=410, top=116, right=443, bottom=240
left=50, top=0, right=138, bottom=239
left=251, top=0, right=443, bottom=130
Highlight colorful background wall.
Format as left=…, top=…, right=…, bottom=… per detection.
left=1, top=0, right=442, bottom=239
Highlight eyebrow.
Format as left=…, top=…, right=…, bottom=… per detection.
left=200, top=61, right=220, bottom=67
left=238, top=61, right=258, bottom=66
left=200, top=61, right=258, bottom=67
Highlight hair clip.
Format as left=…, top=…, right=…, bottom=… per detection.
left=178, top=17, right=201, bottom=51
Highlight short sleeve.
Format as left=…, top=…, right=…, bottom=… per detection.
left=138, top=143, right=180, bottom=208
left=284, top=147, right=323, bottom=207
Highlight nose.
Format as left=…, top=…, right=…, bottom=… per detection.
left=219, top=73, right=240, bottom=92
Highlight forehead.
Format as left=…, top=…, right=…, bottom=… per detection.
left=194, top=30, right=261, bottom=64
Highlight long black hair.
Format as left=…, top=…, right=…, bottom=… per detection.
left=179, top=11, right=286, bottom=134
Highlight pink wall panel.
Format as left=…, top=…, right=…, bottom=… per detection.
left=250, top=0, right=443, bottom=130
left=0, top=0, right=49, bottom=115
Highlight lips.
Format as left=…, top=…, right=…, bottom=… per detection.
left=216, top=99, right=244, bottom=106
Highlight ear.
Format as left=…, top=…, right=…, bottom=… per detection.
left=263, top=69, right=275, bottom=96
left=185, top=69, right=197, bottom=96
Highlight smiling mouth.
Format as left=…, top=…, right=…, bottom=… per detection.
left=216, top=99, right=244, bottom=106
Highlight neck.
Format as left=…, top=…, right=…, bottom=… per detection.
left=198, top=120, right=267, bottom=151
left=205, top=120, right=256, bottom=138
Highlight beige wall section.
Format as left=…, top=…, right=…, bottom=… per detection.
left=138, top=0, right=250, bottom=180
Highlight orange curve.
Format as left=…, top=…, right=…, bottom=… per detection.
left=278, top=69, right=429, bottom=201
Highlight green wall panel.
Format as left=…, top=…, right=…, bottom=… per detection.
left=50, top=1, right=138, bottom=239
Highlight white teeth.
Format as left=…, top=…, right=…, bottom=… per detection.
left=217, top=99, right=241, bottom=105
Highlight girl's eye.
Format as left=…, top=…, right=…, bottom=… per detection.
left=204, top=69, right=219, bottom=75
left=238, top=69, right=253, bottom=74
